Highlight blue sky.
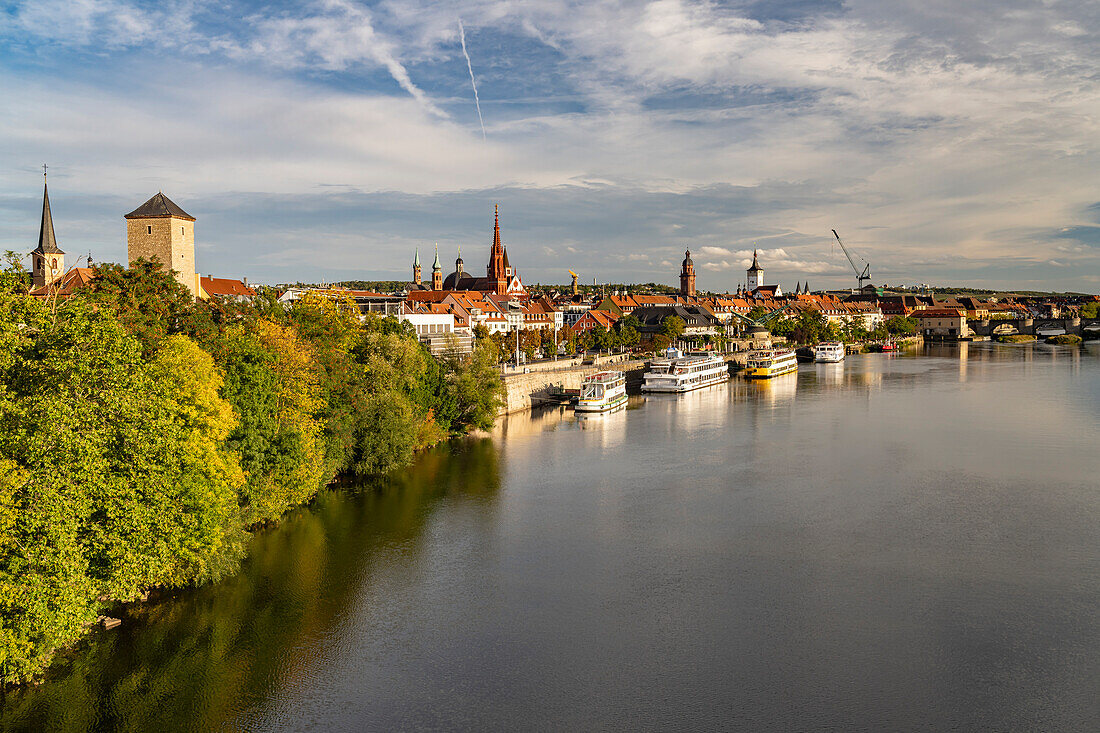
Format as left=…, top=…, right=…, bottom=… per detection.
left=2, top=0, right=1098, bottom=291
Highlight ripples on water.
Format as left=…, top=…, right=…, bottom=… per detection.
left=4, top=343, right=1100, bottom=731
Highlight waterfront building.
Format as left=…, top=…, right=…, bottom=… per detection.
left=570, top=308, right=618, bottom=334
left=31, top=170, right=65, bottom=290
left=631, top=305, right=721, bottom=336
left=912, top=308, right=969, bottom=341
left=125, top=192, right=199, bottom=296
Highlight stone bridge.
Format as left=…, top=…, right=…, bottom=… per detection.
left=967, top=317, right=1100, bottom=338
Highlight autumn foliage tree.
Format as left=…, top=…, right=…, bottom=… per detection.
left=0, top=258, right=505, bottom=684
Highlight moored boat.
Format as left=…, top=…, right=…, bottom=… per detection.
left=641, top=349, right=729, bottom=393
left=575, top=371, right=628, bottom=412
left=744, top=349, right=798, bottom=379
left=814, top=341, right=845, bottom=363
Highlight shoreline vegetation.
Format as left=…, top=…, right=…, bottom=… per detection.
left=0, top=260, right=504, bottom=686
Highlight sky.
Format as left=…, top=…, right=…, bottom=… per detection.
left=1, top=0, right=1098, bottom=292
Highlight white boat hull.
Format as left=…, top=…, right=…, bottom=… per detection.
left=575, top=392, right=628, bottom=412
left=641, top=372, right=728, bottom=393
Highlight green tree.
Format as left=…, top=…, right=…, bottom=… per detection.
left=84, top=260, right=197, bottom=354
left=213, top=319, right=326, bottom=525
left=616, top=315, right=641, bottom=348
left=0, top=298, right=248, bottom=683
left=885, top=315, right=918, bottom=336
left=446, top=339, right=506, bottom=431
left=660, top=315, right=686, bottom=339
left=1, top=251, right=31, bottom=295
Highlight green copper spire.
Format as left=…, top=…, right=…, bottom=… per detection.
left=432, top=243, right=441, bottom=271
left=414, top=247, right=420, bottom=267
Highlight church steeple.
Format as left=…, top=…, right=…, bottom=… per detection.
left=679, top=248, right=696, bottom=297
left=746, top=248, right=763, bottom=291
left=431, top=243, right=443, bottom=290
left=487, top=204, right=507, bottom=295
left=413, top=246, right=422, bottom=285
left=32, top=166, right=65, bottom=289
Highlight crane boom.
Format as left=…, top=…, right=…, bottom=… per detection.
left=831, top=229, right=871, bottom=289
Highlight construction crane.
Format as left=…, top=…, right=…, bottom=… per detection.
left=831, top=229, right=871, bottom=290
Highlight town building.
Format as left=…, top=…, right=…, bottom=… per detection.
left=631, top=305, right=721, bottom=336
left=912, top=308, right=969, bottom=341
left=199, top=276, right=256, bottom=302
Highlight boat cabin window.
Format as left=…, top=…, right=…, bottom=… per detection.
left=581, top=383, right=604, bottom=399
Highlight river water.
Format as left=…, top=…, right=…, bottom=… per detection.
left=4, top=343, right=1100, bottom=731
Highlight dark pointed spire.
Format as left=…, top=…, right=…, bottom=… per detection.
left=35, top=167, right=63, bottom=255
left=747, top=248, right=762, bottom=272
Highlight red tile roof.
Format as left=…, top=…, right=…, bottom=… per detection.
left=200, top=276, right=255, bottom=298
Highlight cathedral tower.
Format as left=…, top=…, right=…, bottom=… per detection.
left=125, top=192, right=197, bottom=296
left=413, top=247, right=422, bottom=285
left=31, top=167, right=64, bottom=290
left=679, top=249, right=696, bottom=297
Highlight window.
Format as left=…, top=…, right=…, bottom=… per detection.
left=181, top=226, right=184, bottom=235
left=147, top=225, right=152, bottom=234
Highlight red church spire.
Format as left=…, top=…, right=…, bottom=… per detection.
left=487, top=203, right=507, bottom=294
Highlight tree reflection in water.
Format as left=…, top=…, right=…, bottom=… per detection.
left=1, top=437, right=500, bottom=733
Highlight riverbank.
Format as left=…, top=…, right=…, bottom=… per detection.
left=7, top=343, right=1098, bottom=731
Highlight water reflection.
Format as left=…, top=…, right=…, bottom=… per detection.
left=4, top=344, right=1100, bottom=731
left=2, top=439, right=502, bottom=733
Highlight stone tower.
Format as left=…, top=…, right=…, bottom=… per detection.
left=747, top=249, right=763, bottom=291
left=431, top=244, right=443, bottom=291
left=413, top=247, right=422, bottom=285
left=680, top=249, right=696, bottom=297
left=125, top=192, right=197, bottom=296
left=31, top=168, right=65, bottom=290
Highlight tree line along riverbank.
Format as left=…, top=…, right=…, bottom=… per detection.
left=0, top=259, right=504, bottom=686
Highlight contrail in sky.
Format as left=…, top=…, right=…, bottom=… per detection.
left=458, top=20, right=486, bottom=139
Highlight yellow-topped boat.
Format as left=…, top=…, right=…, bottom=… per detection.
left=744, top=349, right=799, bottom=379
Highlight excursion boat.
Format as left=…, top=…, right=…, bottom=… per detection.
left=575, top=371, right=628, bottom=413
left=744, top=349, right=799, bottom=379
left=814, top=341, right=845, bottom=363
left=641, top=349, right=729, bottom=393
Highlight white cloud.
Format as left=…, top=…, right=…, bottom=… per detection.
left=2, top=0, right=1100, bottom=290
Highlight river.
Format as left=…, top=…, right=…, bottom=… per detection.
left=4, top=342, right=1099, bottom=731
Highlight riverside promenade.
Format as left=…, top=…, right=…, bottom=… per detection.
left=499, top=352, right=750, bottom=415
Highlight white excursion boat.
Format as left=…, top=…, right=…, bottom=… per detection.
left=641, top=348, right=729, bottom=393
left=814, top=341, right=845, bottom=363
left=575, top=371, right=628, bottom=413
left=744, top=349, right=799, bottom=379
